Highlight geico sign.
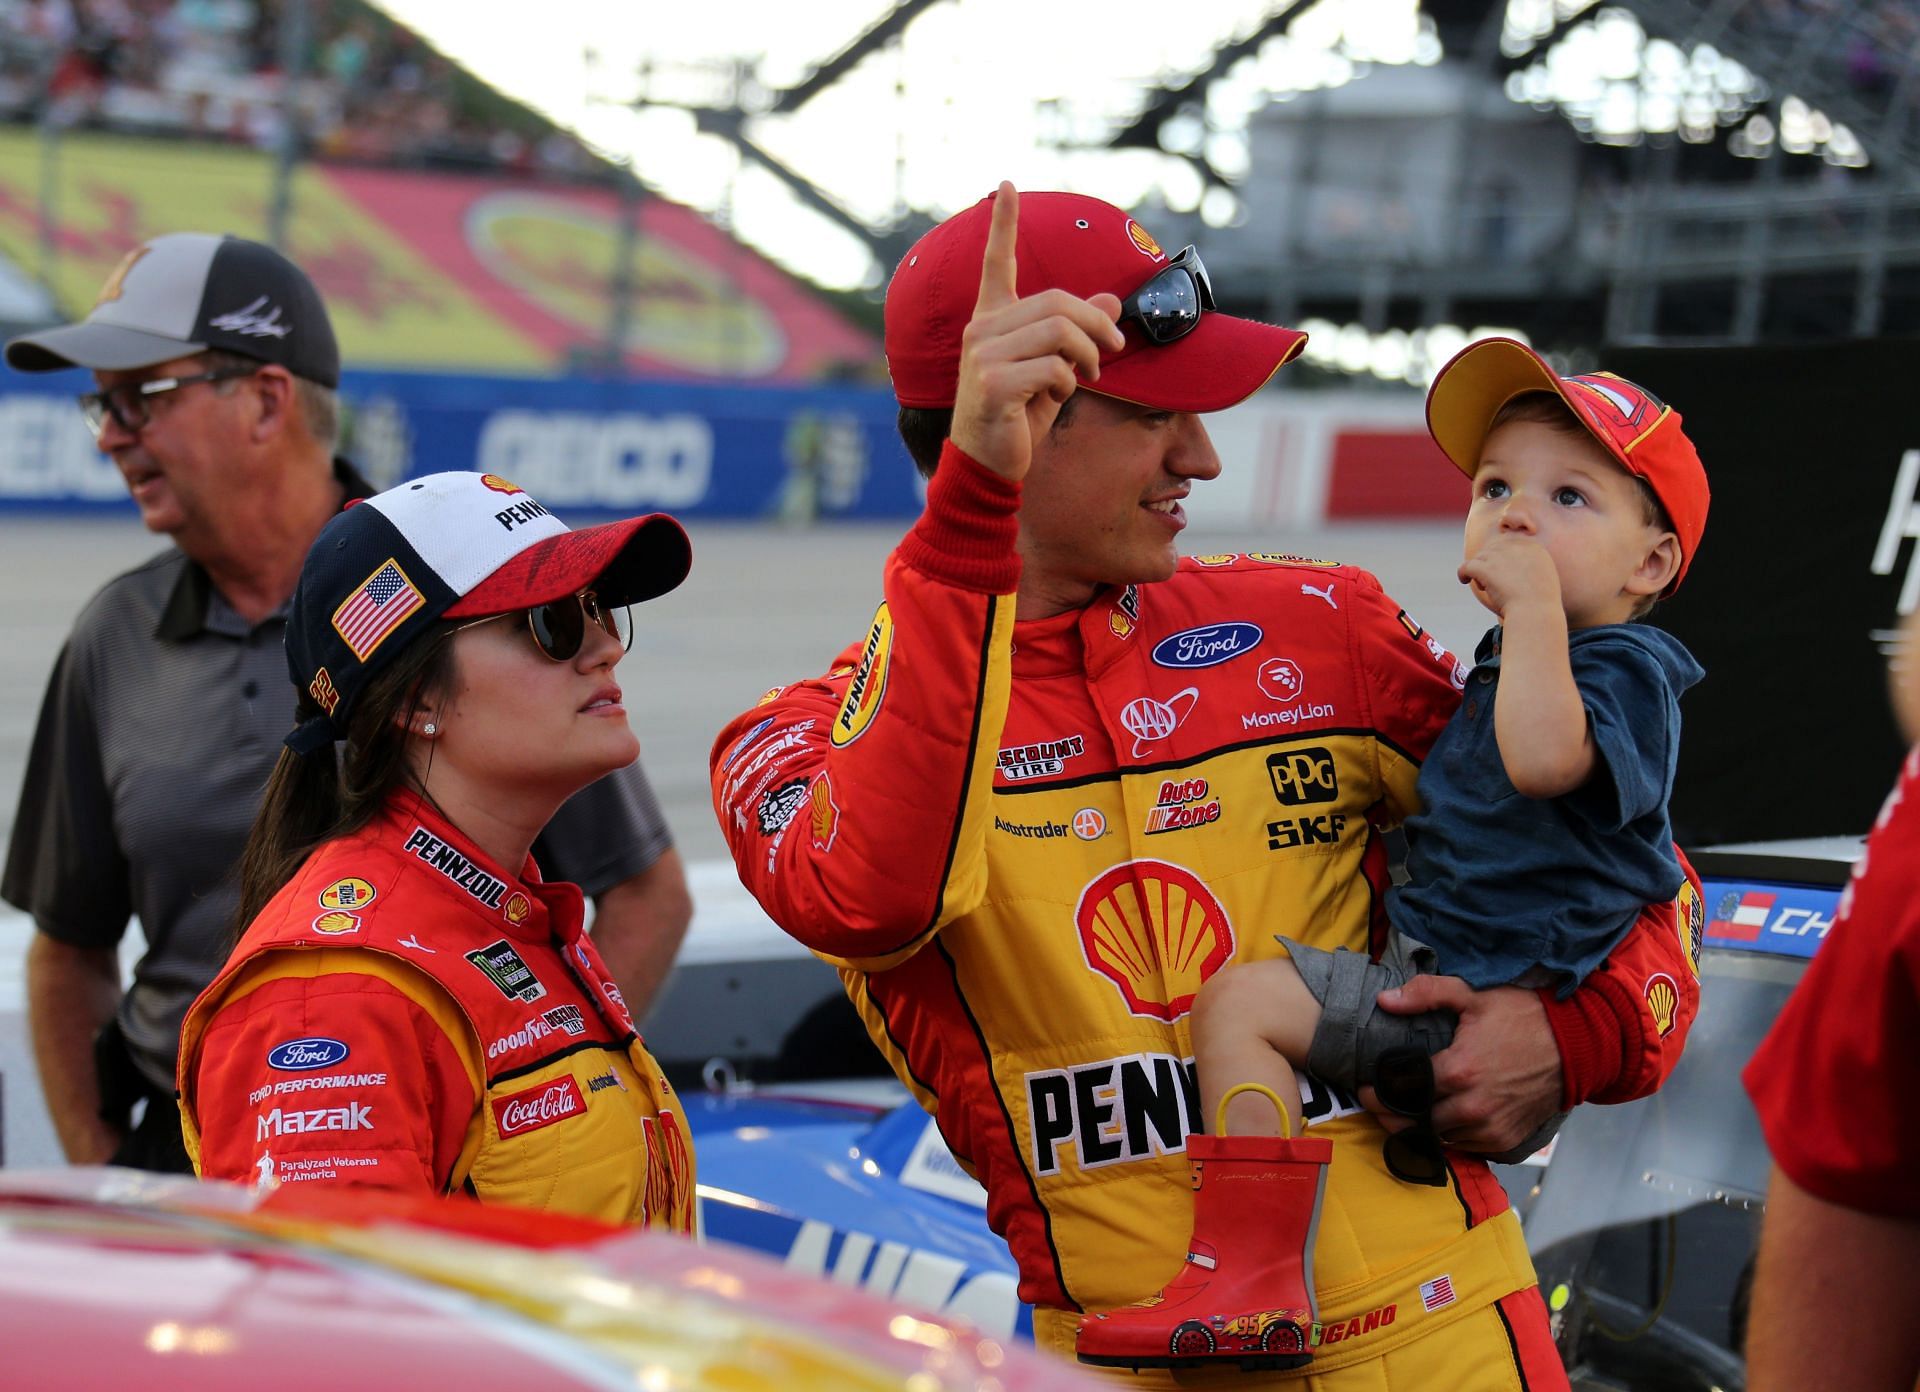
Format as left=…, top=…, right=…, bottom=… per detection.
left=476, top=411, right=713, bottom=509
left=0, top=395, right=126, bottom=499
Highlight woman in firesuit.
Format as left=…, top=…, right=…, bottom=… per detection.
left=177, top=471, right=696, bottom=1229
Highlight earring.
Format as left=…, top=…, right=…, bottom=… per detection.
left=423, top=722, right=437, bottom=736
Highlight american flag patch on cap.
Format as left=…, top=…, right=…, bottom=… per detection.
left=332, top=559, right=425, bottom=660
left=1420, top=1274, right=1457, bottom=1313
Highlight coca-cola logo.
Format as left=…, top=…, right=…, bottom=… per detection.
left=491, top=1076, right=586, bottom=1138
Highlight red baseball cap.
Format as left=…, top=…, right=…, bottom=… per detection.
left=884, top=189, right=1306, bottom=413
left=1427, top=337, right=1710, bottom=591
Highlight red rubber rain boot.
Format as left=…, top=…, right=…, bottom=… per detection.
left=1075, top=1083, right=1332, bottom=1372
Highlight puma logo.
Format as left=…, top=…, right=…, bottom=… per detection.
left=1302, top=582, right=1338, bottom=609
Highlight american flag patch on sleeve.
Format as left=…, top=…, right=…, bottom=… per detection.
left=332, top=559, right=425, bottom=660
left=1419, top=1274, right=1457, bottom=1312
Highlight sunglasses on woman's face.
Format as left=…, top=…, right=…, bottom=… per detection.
left=1373, top=1046, right=1449, bottom=1187
left=454, top=590, right=632, bottom=662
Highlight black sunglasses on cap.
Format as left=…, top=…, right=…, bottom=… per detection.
left=1119, top=245, right=1215, bottom=347
left=1373, top=1046, right=1448, bottom=1187
left=453, top=590, right=632, bottom=663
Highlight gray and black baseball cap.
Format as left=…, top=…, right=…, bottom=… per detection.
left=6, top=233, right=341, bottom=387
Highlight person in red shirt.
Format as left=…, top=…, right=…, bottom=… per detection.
left=178, top=471, right=697, bottom=1229
left=1743, top=605, right=1920, bottom=1390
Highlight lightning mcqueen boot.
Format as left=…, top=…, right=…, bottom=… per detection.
left=1076, top=1084, right=1332, bottom=1372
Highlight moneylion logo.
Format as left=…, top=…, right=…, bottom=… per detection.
left=1075, top=860, right=1234, bottom=1021
left=831, top=602, right=893, bottom=748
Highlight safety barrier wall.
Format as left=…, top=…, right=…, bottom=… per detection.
left=0, top=371, right=1454, bottom=523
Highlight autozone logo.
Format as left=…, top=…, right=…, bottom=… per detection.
left=1026, top=1054, right=1363, bottom=1176
left=1144, top=777, right=1221, bottom=834
left=256, top=1102, right=372, bottom=1142
left=492, top=1077, right=586, bottom=1138
left=1267, top=747, right=1338, bottom=806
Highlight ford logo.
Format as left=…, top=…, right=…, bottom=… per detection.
left=268, top=1037, right=349, bottom=1071
left=1151, top=622, right=1263, bottom=669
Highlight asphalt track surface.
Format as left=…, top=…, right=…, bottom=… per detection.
left=0, top=511, right=1482, bottom=1168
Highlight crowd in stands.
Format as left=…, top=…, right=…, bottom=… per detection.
left=0, top=0, right=602, bottom=176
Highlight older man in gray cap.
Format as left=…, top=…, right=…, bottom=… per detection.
left=2, top=234, right=692, bottom=1171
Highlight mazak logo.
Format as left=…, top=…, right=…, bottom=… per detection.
left=1119, top=689, right=1199, bottom=758
left=256, top=1102, right=371, bottom=1142
left=1268, top=747, right=1338, bottom=806
left=268, top=1038, right=350, bottom=1072
left=1256, top=657, right=1305, bottom=703
left=492, top=1077, right=586, bottom=1138
left=1075, top=860, right=1233, bottom=1020
left=997, top=734, right=1085, bottom=781
left=1151, top=622, right=1262, bottom=670
left=1145, top=777, right=1222, bottom=834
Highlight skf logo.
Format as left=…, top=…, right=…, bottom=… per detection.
left=1075, top=860, right=1233, bottom=1021
left=310, top=911, right=361, bottom=935
left=307, top=667, right=340, bottom=716
left=318, top=877, right=377, bottom=911
left=1126, top=220, right=1165, bottom=259
left=1145, top=777, right=1222, bottom=835
left=810, top=773, right=840, bottom=852
left=503, top=892, right=532, bottom=926
left=1645, top=972, right=1678, bottom=1037
left=832, top=602, right=893, bottom=747
left=479, top=474, right=524, bottom=495
left=1268, top=814, right=1347, bottom=851
left=1268, top=747, right=1338, bottom=806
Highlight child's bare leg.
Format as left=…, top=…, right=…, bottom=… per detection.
left=1191, top=957, right=1325, bottom=1137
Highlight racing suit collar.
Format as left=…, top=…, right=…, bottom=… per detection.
left=372, top=793, right=585, bottom=947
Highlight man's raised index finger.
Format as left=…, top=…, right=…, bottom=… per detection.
left=974, top=181, right=1021, bottom=312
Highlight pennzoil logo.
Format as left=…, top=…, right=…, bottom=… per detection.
left=1075, top=860, right=1233, bottom=1021
left=480, top=474, right=524, bottom=495
left=1246, top=552, right=1338, bottom=567
left=310, top=911, right=361, bottom=936
left=318, top=878, right=376, bottom=911
left=831, top=602, right=893, bottom=748
left=307, top=667, right=340, bottom=716
left=1645, top=973, right=1679, bottom=1036
left=1676, top=880, right=1703, bottom=978
left=1126, top=220, right=1165, bottom=259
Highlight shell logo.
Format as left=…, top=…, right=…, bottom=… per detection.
left=1193, top=554, right=1237, bottom=567
left=1645, top=972, right=1679, bottom=1036
left=310, top=911, right=361, bottom=936
left=831, top=603, right=894, bottom=748
left=480, top=474, right=524, bottom=495
left=1075, top=860, right=1235, bottom=1021
left=1126, top=219, right=1166, bottom=259
left=318, top=877, right=377, bottom=911
left=809, top=773, right=840, bottom=852
left=1110, top=612, right=1134, bottom=640
left=504, top=892, right=532, bottom=926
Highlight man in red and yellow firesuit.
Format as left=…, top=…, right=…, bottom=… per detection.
left=709, top=184, right=1701, bottom=1387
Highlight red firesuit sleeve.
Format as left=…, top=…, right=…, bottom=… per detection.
left=711, top=443, right=1019, bottom=972
left=191, top=953, right=480, bottom=1195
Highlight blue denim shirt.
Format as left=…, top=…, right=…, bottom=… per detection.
left=1387, top=622, right=1704, bottom=996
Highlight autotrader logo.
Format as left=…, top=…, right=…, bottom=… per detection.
left=1268, top=747, right=1338, bottom=806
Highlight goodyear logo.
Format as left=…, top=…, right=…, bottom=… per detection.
left=831, top=602, right=893, bottom=748
left=318, top=877, right=377, bottom=911
left=1075, top=860, right=1233, bottom=1021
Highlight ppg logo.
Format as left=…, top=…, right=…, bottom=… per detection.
left=1267, top=747, right=1338, bottom=806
